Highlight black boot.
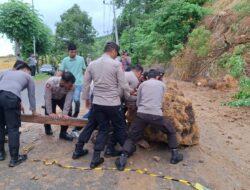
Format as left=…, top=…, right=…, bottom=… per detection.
left=9, top=149, right=27, bottom=167
left=104, top=146, right=122, bottom=157
left=170, top=149, right=183, bottom=164
left=72, top=143, right=89, bottom=159
left=90, top=151, right=104, bottom=169
left=0, top=145, right=5, bottom=161
left=115, top=152, right=128, bottom=171
left=59, top=132, right=73, bottom=141
left=45, top=125, right=53, bottom=135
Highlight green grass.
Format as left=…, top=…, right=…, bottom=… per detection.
left=33, top=73, right=50, bottom=81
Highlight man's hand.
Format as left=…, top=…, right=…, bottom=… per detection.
left=20, top=103, right=25, bottom=114
left=85, top=99, right=91, bottom=110
left=49, top=113, right=58, bottom=118
left=130, top=89, right=137, bottom=96
left=60, top=114, right=70, bottom=119
left=32, top=111, right=41, bottom=116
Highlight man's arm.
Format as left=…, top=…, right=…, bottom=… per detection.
left=82, top=66, right=92, bottom=109
left=57, top=59, right=65, bottom=76
left=63, top=90, right=74, bottom=115
left=44, top=83, right=53, bottom=114
left=82, top=65, right=92, bottom=109
left=82, top=57, right=87, bottom=74
left=136, top=84, right=143, bottom=107
left=117, top=66, right=130, bottom=99
left=27, top=76, right=37, bottom=113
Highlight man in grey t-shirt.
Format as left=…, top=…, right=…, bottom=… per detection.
left=115, top=69, right=183, bottom=171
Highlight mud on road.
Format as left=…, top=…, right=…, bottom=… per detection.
left=0, top=80, right=249, bottom=190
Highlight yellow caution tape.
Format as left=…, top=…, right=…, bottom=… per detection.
left=32, top=159, right=210, bottom=190
left=23, top=146, right=210, bottom=190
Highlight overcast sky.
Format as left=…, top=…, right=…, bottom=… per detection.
left=0, top=0, right=119, bottom=56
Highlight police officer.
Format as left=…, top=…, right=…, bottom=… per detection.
left=81, top=42, right=130, bottom=168
left=44, top=71, right=75, bottom=141
left=0, top=62, right=38, bottom=167
left=105, top=64, right=144, bottom=155
left=115, top=69, right=183, bottom=171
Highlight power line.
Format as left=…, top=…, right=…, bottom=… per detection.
left=31, top=0, right=36, bottom=56
left=103, top=0, right=119, bottom=44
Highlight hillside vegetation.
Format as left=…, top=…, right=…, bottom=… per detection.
left=171, top=0, right=250, bottom=106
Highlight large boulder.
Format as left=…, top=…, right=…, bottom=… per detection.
left=126, top=80, right=199, bottom=146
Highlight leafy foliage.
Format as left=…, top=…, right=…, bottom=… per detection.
left=218, top=45, right=247, bottom=78
left=21, top=23, right=53, bottom=58
left=233, top=0, right=250, bottom=15
left=220, top=44, right=250, bottom=107
left=227, top=76, right=250, bottom=107
left=216, top=52, right=231, bottom=66
left=0, top=0, right=53, bottom=57
left=117, top=0, right=207, bottom=65
left=188, top=26, right=211, bottom=57
left=54, top=4, right=96, bottom=56
left=90, top=35, right=113, bottom=59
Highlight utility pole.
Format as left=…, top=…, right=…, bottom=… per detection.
left=103, top=0, right=119, bottom=45
left=32, top=0, right=36, bottom=56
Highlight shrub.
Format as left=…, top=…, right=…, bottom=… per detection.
left=188, top=26, right=211, bottom=57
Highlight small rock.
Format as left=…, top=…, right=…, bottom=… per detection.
left=42, top=173, right=47, bottom=177
left=137, top=139, right=151, bottom=149
left=182, top=162, right=188, bottom=166
left=198, top=160, right=204, bottom=163
left=30, top=176, right=39, bottom=180
left=153, top=156, right=161, bottom=162
left=228, top=136, right=232, bottom=139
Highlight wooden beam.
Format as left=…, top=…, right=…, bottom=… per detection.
left=21, top=114, right=88, bottom=127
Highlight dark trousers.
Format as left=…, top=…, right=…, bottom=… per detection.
left=123, top=113, right=178, bottom=155
left=44, top=97, right=71, bottom=134
left=93, top=104, right=128, bottom=151
left=107, top=102, right=128, bottom=148
left=78, top=109, right=98, bottom=144
left=30, top=65, right=36, bottom=76
left=0, top=91, right=21, bottom=153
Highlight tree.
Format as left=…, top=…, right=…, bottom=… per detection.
left=21, top=23, right=53, bottom=58
left=0, top=0, right=42, bottom=55
left=117, top=0, right=207, bottom=65
left=55, top=4, right=96, bottom=56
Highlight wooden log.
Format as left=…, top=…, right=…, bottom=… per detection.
left=21, top=114, right=88, bottom=127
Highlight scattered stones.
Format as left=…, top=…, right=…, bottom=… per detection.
left=198, top=160, right=204, bottom=164
left=30, top=176, right=39, bottom=180
left=182, top=162, right=188, bottom=166
left=153, top=156, right=161, bottom=162
left=137, top=139, right=151, bottom=149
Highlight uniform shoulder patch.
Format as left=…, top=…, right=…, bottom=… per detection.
left=46, top=83, right=52, bottom=89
